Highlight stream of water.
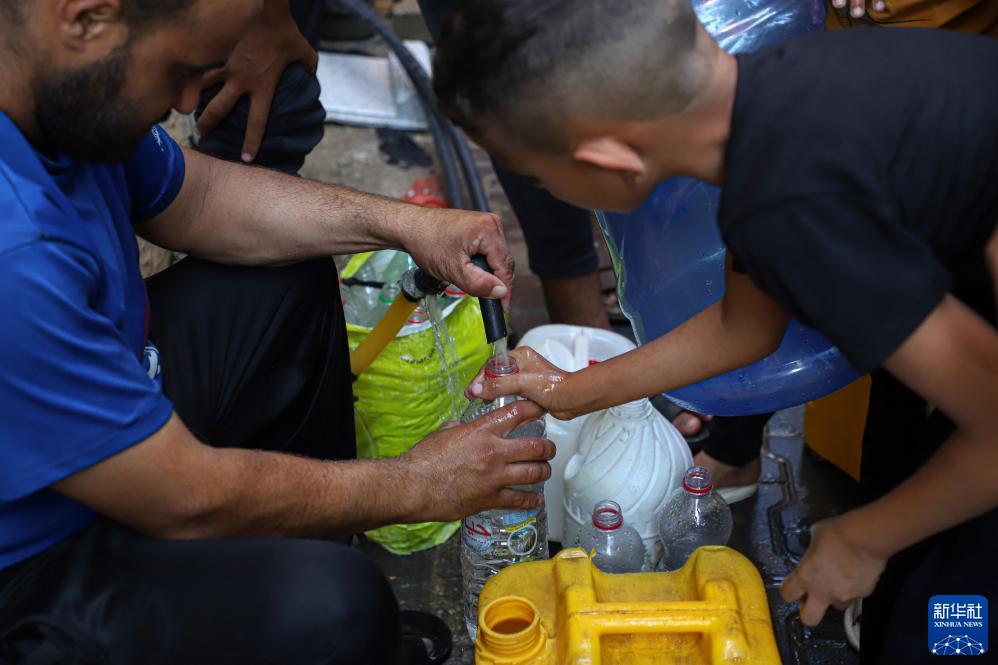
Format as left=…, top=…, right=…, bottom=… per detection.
left=425, top=296, right=466, bottom=420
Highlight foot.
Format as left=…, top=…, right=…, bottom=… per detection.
left=692, top=450, right=762, bottom=489
left=670, top=410, right=762, bottom=503
left=672, top=411, right=711, bottom=437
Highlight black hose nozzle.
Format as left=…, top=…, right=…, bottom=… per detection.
left=471, top=254, right=508, bottom=343
left=400, top=267, right=447, bottom=302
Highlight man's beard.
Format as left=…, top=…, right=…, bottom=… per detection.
left=34, top=43, right=154, bottom=164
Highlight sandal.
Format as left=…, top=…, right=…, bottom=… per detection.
left=844, top=599, right=861, bottom=652
left=401, top=610, right=453, bottom=665
left=657, top=402, right=761, bottom=505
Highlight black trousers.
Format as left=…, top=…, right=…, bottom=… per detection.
left=0, top=258, right=403, bottom=665
left=859, top=369, right=998, bottom=665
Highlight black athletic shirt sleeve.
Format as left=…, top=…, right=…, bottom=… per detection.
left=725, top=192, right=950, bottom=373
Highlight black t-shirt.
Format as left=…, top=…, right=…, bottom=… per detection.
left=719, top=28, right=998, bottom=373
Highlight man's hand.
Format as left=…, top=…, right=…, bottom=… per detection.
left=401, top=206, right=514, bottom=308
left=780, top=515, right=887, bottom=626
left=466, top=346, right=578, bottom=419
left=400, top=401, right=555, bottom=521
left=196, top=0, right=318, bottom=164
left=831, top=0, right=886, bottom=19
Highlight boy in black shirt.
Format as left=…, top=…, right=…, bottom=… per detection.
left=434, top=1, right=998, bottom=662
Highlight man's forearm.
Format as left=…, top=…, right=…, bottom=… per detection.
left=172, top=446, right=418, bottom=539
left=55, top=416, right=421, bottom=540
left=142, top=149, right=424, bottom=265
left=139, top=149, right=515, bottom=303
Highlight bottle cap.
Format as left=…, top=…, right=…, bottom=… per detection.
left=681, top=466, right=713, bottom=495
left=591, top=499, right=624, bottom=531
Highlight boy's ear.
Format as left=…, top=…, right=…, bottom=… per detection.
left=572, top=136, right=646, bottom=177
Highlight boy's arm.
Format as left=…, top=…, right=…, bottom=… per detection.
left=781, top=294, right=998, bottom=626
left=469, top=255, right=789, bottom=419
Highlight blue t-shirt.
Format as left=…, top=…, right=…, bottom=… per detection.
left=0, top=113, right=184, bottom=570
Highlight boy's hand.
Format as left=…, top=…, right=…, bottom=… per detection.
left=466, top=346, right=578, bottom=420
left=780, top=514, right=887, bottom=626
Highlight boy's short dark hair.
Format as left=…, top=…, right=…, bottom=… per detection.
left=433, top=0, right=708, bottom=152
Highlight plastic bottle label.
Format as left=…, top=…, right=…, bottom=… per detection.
left=462, top=516, right=493, bottom=554
left=506, top=520, right=540, bottom=557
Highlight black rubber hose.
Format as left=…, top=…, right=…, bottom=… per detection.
left=331, top=0, right=505, bottom=340
left=450, top=123, right=490, bottom=212
left=471, top=255, right=508, bottom=343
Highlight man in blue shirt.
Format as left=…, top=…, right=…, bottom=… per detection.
left=0, top=0, right=554, bottom=662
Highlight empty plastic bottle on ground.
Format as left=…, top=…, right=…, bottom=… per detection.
left=460, top=354, right=549, bottom=641
left=577, top=500, right=646, bottom=574
left=656, top=466, right=733, bottom=571
left=563, top=398, right=692, bottom=570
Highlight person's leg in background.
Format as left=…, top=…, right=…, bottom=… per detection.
left=177, top=1, right=345, bottom=454
left=494, top=168, right=609, bottom=328
left=419, top=0, right=610, bottom=330
left=689, top=413, right=772, bottom=501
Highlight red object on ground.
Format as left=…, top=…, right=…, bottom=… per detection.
left=403, top=177, right=448, bottom=208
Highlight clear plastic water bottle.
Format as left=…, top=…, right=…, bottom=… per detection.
left=577, top=500, right=646, bottom=574
left=345, top=251, right=414, bottom=326
left=656, top=466, right=733, bottom=571
left=460, top=353, right=549, bottom=641
left=357, top=283, right=401, bottom=328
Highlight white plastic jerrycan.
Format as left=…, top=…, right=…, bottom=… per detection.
left=563, top=398, right=693, bottom=570
left=515, top=325, right=636, bottom=543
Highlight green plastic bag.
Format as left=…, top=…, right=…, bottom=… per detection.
left=344, top=253, right=491, bottom=554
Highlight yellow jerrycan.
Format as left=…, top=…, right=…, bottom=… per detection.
left=475, top=546, right=781, bottom=665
